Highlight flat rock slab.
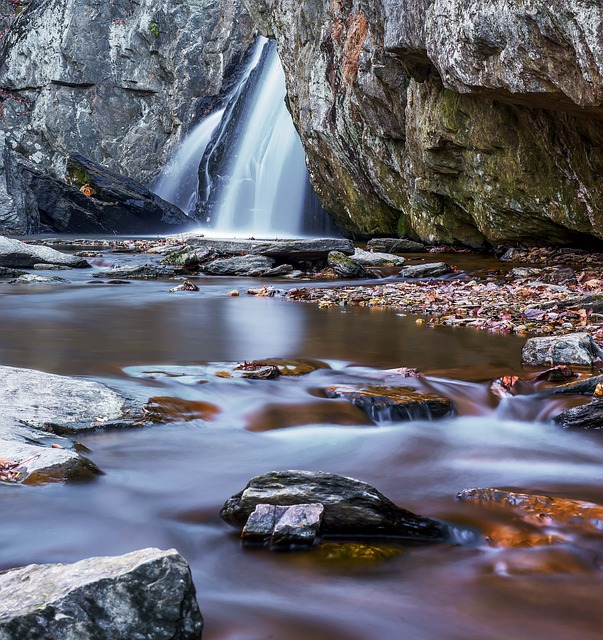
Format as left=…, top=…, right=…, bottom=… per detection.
left=202, top=255, right=275, bottom=276
left=0, top=548, right=203, bottom=640
left=0, top=236, right=89, bottom=268
left=221, top=470, right=448, bottom=541
left=0, top=420, right=99, bottom=484
left=352, top=248, right=406, bottom=266
left=0, top=364, right=139, bottom=434
left=93, top=265, right=182, bottom=280
left=366, top=238, right=426, bottom=253
left=522, top=332, right=603, bottom=366
left=242, top=503, right=324, bottom=549
left=324, top=385, right=454, bottom=422
left=12, top=274, right=69, bottom=285
left=397, top=262, right=451, bottom=278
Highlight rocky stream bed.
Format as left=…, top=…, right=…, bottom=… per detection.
left=1, top=235, right=603, bottom=639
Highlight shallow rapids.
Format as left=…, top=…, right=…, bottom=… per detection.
left=1, top=247, right=602, bottom=640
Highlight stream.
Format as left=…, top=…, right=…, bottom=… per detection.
left=1, top=246, right=603, bottom=639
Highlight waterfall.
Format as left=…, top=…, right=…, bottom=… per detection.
left=153, top=38, right=337, bottom=238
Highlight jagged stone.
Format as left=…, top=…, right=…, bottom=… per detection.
left=220, top=470, right=448, bottom=541
left=522, top=333, right=603, bottom=367
left=327, top=251, right=372, bottom=278
left=0, top=548, right=203, bottom=640
left=242, top=503, right=324, bottom=548
left=553, top=399, right=603, bottom=430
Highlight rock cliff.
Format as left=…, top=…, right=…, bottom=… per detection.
left=243, top=0, right=603, bottom=246
left=0, top=0, right=254, bottom=233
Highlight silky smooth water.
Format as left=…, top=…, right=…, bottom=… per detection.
left=1, top=249, right=602, bottom=640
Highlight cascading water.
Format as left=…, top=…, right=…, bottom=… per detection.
left=153, top=38, right=336, bottom=237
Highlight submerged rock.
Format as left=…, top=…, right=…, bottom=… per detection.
left=522, top=333, right=603, bottom=367
left=366, top=239, right=426, bottom=253
left=0, top=548, right=203, bottom=640
left=323, top=385, right=454, bottom=422
left=397, top=263, right=452, bottom=279
left=220, top=470, right=448, bottom=541
left=0, top=236, right=88, bottom=268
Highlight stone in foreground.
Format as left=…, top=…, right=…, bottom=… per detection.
left=352, top=248, right=406, bottom=266
left=221, top=470, right=448, bottom=541
left=397, top=262, right=451, bottom=278
left=0, top=548, right=203, bottom=640
left=522, top=333, right=603, bottom=367
left=327, top=251, right=372, bottom=279
left=0, top=236, right=89, bottom=268
left=242, top=503, right=324, bottom=549
left=366, top=238, right=426, bottom=253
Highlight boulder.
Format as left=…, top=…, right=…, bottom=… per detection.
left=0, top=420, right=99, bottom=485
left=553, top=399, right=603, bottom=430
left=0, top=364, right=141, bottom=435
left=12, top=274, right=69, bottom=285
left=0, top=236, right=89, bottom=268
left=93, top=265, right=183, bottom=280
left=397, top=262, right=452, bottom=278
left=0, top=548, right=203, bottom=640
left=352, top=248, right=406, bottom=266
left=323, top=385, right=454, bottom=422
left=366, top=238, right=426, bottom=253
left=220, top=470, right=448, bottom=541
left=202, top=255, right=275, bottom=276
left=521, top=333, right=603, bottom=367
left=18, top=155, right=194, bottom=235
left=327, top=251, right=373, bottom=278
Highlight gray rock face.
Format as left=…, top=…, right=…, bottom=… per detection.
left=366, top=238, right=426, bottom=253
left=0, top=0, right=254, bottom=233
left=93, top=265, right=182, bottom=280
left=0, top=548, right=203, bottom=640
left=242, top=503, right=325, bottom=548
left=243, top=0, right=603, bottom=246
left=202, top=255, right=275, bottom=276
left=0, top=236, right=89, bottom=268
left=220, top=470, right=448, bottom=540
left=327, top=251, right=373, bottom=278
left=352, top=248, right=406, bottom=266
left=522, top=333, right=603, bottom=367
left=554, top=399, right=603, bottom=430
left=0, top=364, right=138, bottom=434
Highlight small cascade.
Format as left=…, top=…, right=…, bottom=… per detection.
left=152, top=109, right=224, bottom=214
left=153, top=37, right=336, bottom=237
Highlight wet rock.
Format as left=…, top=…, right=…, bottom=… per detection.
left=262, top=263, right=294, bottom=277
left=235, top=362, right=281, bottom=379
left=253, top=358, right=330, bottom=376
left=0, top=548, right=203, bottom=640
left=352, top=248, right=406, bottom=267
left=509, top=267, right=543, bottom=279
left=92, top=265, right=182, bottom=280
left=169, top=280, right=200, bottom=293
left=521, top=333, right=603, bottom=367
left=220, top=470, right=448, bottom=541
left=202, top=255, right=275, bottom=276
left=0, top=236, right=89, bottom=268
left=242, top=503, right=324, bottom=549
left=33, top=263, right=72, bottom=270
left=553, top=399, right=603, bottom=430
left=160, top=246, right=217, bottom=270
left=12, top=274, right=69, bottom=285
left=366, top=238, right=426, bottom=253
left=397, top=262, right=452, bottom=278
left=547, top=373, right=603, bottom=396
left=143, top=397, right=221, bottom=423
left=327, top=251, right=372, bottom=279
left=539, top=293, right=603, bottom=314
left=245, top=400, right=373, bottom=431
left=0, top=420, right=99, bottom=485
left=0, top=267, right=26, bottom=278
left=0, top=364, right=141, bottom=435
left=323, top=385, right=454, bottom=422
left=458, top=488, right=603, bottom=535
left=499, top=248, right=527, bottom=263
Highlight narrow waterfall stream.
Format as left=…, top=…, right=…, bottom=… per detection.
left=153, top=39, right=333, bottom=237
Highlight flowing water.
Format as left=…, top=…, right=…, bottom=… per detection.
left=1, top=248, right=603, bottom=639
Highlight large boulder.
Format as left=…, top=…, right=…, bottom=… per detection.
left=0, top=0, right=254, bottom=233
left=220, top=470, right=448, bottom=541
left=521, top=333, right=603, bottom=367
left=0, top=548, right=203, bottom=640
left=0, top=236, right=89, bottom=268
left=242, top=0, right=603, bottom=247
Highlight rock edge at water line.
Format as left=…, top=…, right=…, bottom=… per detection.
left=0, top=548, right=203, bottom=640
left=0, top=236, right=89, bottom=269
